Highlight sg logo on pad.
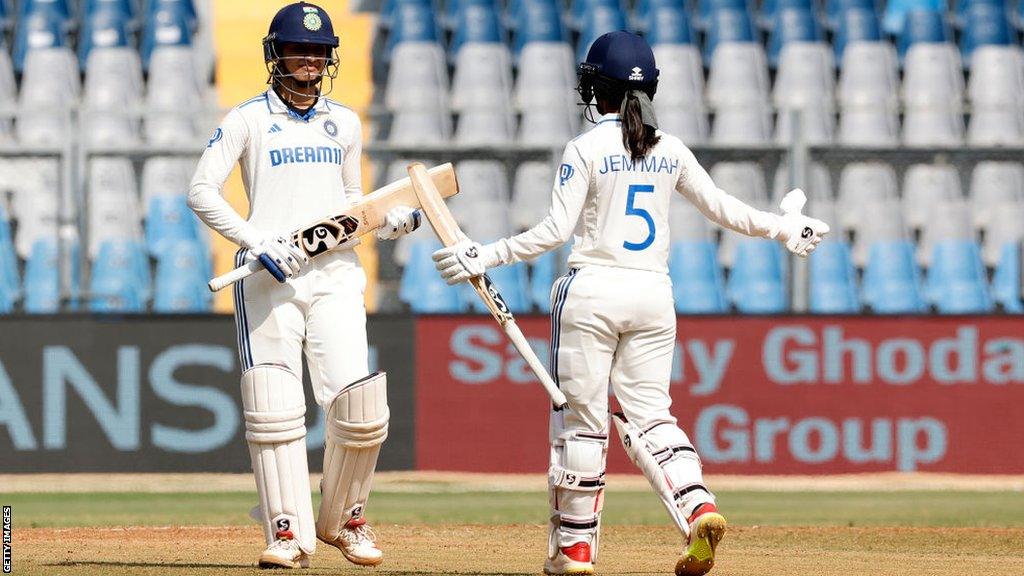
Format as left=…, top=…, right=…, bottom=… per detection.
left=559, top=163, right=574, bottom=186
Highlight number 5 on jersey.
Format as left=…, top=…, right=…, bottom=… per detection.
left=623, top=184, right=655, bottom=251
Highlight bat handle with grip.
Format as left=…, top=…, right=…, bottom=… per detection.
left=208, top=259, right=264, bottom=292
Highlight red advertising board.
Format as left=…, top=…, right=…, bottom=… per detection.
left=416, top=316, right=1024, bottom=474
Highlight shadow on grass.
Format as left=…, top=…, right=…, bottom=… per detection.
left=46, top=561, right=657, bottom=575
left=47, top=560, right=253, bottom=569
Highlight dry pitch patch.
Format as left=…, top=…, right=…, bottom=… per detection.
left=11, top=524, right=1024, bottom=576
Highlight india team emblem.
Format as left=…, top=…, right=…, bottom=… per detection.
left=559, top=163, right=574, bottom=186
left=324, top=119, right=338, bottom=137
left=303, top=12, right=322, bottom=31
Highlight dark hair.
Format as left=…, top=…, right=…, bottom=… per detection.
left=594, top=80, right=661, bottom=161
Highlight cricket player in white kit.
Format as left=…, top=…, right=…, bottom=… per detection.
left=189, top=2, right=420, bottom=569
left=434, top=32, right=830, bottom=576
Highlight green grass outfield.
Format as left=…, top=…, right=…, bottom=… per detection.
left=4, top=489, right=1024, bottom=529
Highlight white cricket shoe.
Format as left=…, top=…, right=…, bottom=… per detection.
left=319, top=518, right=384, bottom=566
left=543, top=542, right=594, bottom=575
left=258, top=532, right=310, bottom=569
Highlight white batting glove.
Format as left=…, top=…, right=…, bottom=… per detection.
left=432, top=238, right=499, bottom=285
left=248, top=235, right=308, bottom=282
left=776, top=189, right=830, bottom=257
left=376, top=206, right=422, bottom=241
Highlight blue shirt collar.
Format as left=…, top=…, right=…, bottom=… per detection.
left=266, top=88, right=329, bottom=121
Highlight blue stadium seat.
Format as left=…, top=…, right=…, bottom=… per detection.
left=862, top=241, right=927, bottom=313
left=385, top=0, right=442, bottom=58
left=512, top=0, right=566, bottom=54
left=400, top=239, right=462, bottom=312
left=89, top=239, right=150, bottom=313
left=697, top=0, right=750, bottom=29
left=759, top=0, right=814, bottom=29
left=809, top=242, right=861, bottom=313
left=645, top=6, right=696, bottom=44
left=896, top=8, right=951, bottom=61
left=635, top=0, right=691, bottom=24
left=78, top=10, right=132, bottom=68
left=0, top=208, right=18, bottom=312
left=19, top=0, right=72, bottom=19
left=570, top=0, right=627, bottom=29
left=767, top=8, right=822, bottom=67
left=451, top=2, right=504, bottom=53
left=670, top=240, right=728, bottom=313
left=380, top=0, right=435, bottom=28
left=883, top=0, right=946, bottom=35
left=956, top=0, right=1006, bottom=22
left=992, top=242, right=1023, bottom=313
left=576, top=5, right=629, bottom=62
left=12, top=9, right=69, bottom=72
left=825, top=0, right=875, bottom=29
left=446, top=0, right=498, bottom=28
left=960, top=4, right=1013, bottom=65
left=140, top=8, right=192, bottom=70
left=146, top=195, right=198, bottom=255
left=924, top=240, right=993, bottom=313
left=153, top=240, right=211, bottom=313
left=703, top=8, right=757, bottom=61
left=84, top=0, right=136, bottom=20
left=833, top=8, right=881, bottom=62
left=529, top=249, right=559, bottom=312
left=146, top=0, right=196, bottom=29
left=726, top=240, right=787, bottom=313
left=23, top=238, right=81, bottom=313
left=462, top=263, right=531, bottom=313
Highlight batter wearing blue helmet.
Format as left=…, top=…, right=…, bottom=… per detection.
left=433, top=31, right=831, bottom=575
left=189, top=2, right=421, bottom=569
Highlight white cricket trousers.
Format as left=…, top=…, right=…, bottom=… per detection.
left=547, top=264, right=714, bottom=554
left=233, top=248, right=370, bottom=407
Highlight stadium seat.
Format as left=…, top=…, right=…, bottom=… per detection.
left=456, top=109, right=515, bottom=143
left=924, top=240, right=993, bottom=313
left=88, top=157, right=142, bottom=257
left=644, top=6, right=695, bottom=45
left=512, top=161, right=554, bottom=230
left=141, top=157, right=193, bottom=204
left=146, top=46, right=202, bottom=144
left=992, top=241, right=1024, bottom=313
left=635, top=0, right=692, bottom=25
left=519, top=106, right=577, bottom=145
left=153, top=240, right=211, bottom=313
left=703, top=10, right=758, bottom=62
left=400, top=237, right=463, bottom=312
left=670, top=240, right=728, bottom=313
left=896, top=9, right=952, bottom=62
left=903, top=106, right=965, bottom=145
left=12, top=168, right=59, bottom=258
left=652, top=44, right=704, bottom=108
left=450, top=1, right=504, bottom=55
left=140, top=6, right=193, bottom=71
left=726, top=240, right=787, bottom=313
left=706, top=42, right=770, bottom=107
left=12, top=5, right=70, bottom=73
left=772, top=163, right=833, bottom=206
left=451, top=43, right=513, bottom=112
left=670, top=196, right=714, bottom=241
left=385, top=42, right=449, bottom=112
left=711, top=103, right=774, bottom=144
left=966, top=46, right=1024, bottom=144
left=773, top=43, right=836, bottom=143
left=759, top=0, right=814, bottom=29
left=570, top=0, right=627, bottom=29
left=697, top=0, right=749, bottom=29
left=511, top=0, right=566, bottom=57
left=971, top=162, right=1024, bottom=234
left=710, top=162, right=768, bottom=203
left=18, top=0, right=73, bottom=20
left=23, top=237, right=82, bottom=313
left=851, top=199, right=908, bottom=267
left=918, top=198, right=974, bottom=267
left=385, top=0, right=442, bottom=59
left=862, top=241, right=927, bottom=313
left=84, top=0, right=137, bottom=20
left=463, top=262, right=532, bottom=313
left=960, top=3, right=1013, bottom=65
left=902, top=42, right=963, bottom=103
left=833, top=8, right=882, bottom=63
left=514, top=42, right=576, bottom=108
left=767, top=8, right=822, bottom=68
left=576, top=5, right=628, bottom=62
left=0, top=206, right=19, bottom=309
left=902, top=164, right=961, bottom=232
left=89, top=240, right=149, bottom=312
left=146, top=194, right=199, bottom=255
left=78, top=9, right=132, bottom=68
left=146, top=0, right=197, bottom=30
left=454, top=160, right=511, bottom=208
left=884, top=0, right=947, bottom=36
left=84, top=47, right=145, bottom=107
left=809, top=241, right=861, bottom=313
left=838, top=42, right=899, bottom=107
left=837, top=163, right=899, bottom=235
left=658, top=106, right=710, bottom=143
left=389, top=108, right=453, bottom=143
left=16, top=47, right=79, bottom=145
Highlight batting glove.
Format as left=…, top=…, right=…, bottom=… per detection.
left=776, top=189, right=831, bottom=257
left=248, top=235, right=308, bottom=282
left=432, top=238, right=500, bottom=285
left=376, top=206, right=422, bottom=241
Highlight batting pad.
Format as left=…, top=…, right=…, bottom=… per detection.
left=316, top=371, right=389, bottom=541
left=548, top=431, right=608, bottom=560
left=242, top=364, right=316, bottom=554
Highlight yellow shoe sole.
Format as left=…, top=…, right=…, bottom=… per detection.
left=675, top=513, right=727, bottom=576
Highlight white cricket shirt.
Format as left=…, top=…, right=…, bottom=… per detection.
left=189, top=88, right=363, bottom=258
left=492, top=113, right=785, bottom=274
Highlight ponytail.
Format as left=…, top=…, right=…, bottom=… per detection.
left=620, top=91, right=661, bottom=161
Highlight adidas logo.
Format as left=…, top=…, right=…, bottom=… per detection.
left=268, top=123, right=283, bottom=133
left=629, top=67, right=644, bottom=82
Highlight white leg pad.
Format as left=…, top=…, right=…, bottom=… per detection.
left=548, top=430, right=607, bottom=561
left=612, top=413, right=715, bottom=539
left=316, top=371, right=389, bottom=541
left=242, top=364, right=316, bottom=554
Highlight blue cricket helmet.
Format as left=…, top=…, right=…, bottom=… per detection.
left=263, top=2, right=339, bottom=62
left=580, top=31, right=659, bottom=86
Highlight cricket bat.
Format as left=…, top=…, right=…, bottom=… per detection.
left=406, top=162, right=569, bottom=410
left=207, top=162, right=459, bottom=292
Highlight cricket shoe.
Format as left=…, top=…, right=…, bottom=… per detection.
left=258, top=531, right=310, bottom=569
left=319, top=518, right=384, bottom=566
left=675, top=504, right=727, bottom=576
left=543, top=542, right=594, bottom=575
